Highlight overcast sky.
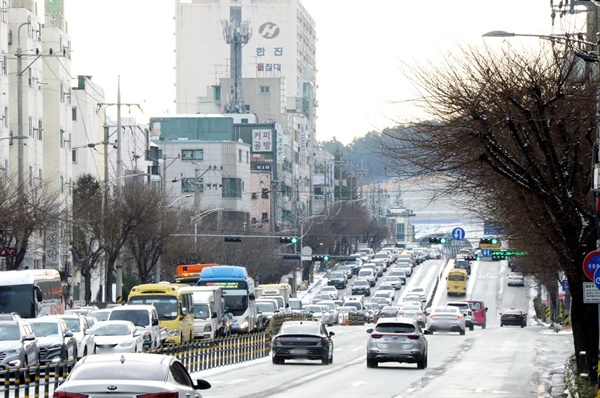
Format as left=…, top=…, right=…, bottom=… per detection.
left=63, top=0, right=584, bottom=144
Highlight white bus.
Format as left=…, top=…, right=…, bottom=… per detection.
left=0, top=269, right=64, bottom=318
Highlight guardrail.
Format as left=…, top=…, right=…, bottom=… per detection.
left=2, top=310, right=367, bottom=395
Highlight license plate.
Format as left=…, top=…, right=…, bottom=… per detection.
left=291, top=348, right=308, bottom=355
left=383, top=337, right=408, bottom=343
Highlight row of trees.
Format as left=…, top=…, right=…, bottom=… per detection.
left=380, top=44, right=598, bottom=382
left=0, top=172, right=390, bottom=303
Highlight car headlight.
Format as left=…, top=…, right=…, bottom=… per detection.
left=4, top=348, right=19, bottom=354
left=118, top=340, right=134, bottom=348
left=48, top=343, right=63, bottom=349
left=167, top=329, right=179, bottom=337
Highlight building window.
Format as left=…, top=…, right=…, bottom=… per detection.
left=1, top=52, right=6, bottom=76
left=222, top=178, right=242, bottom=198
left=261, top=188, right=269, bottom=199
left=72, top=107, right=77, bottom=121
left=239, top=149, right=242, bottom=162
left=262, top=212, right=269, bottom=222
left=260, top=85, right=270, bottom=93
left=60, top=129, right=65, bottom=148
left=181, top=149, right=203, bottom=160
left=246, top=151, right=249, bottom=164
left=72, top=148, right=78, bottom=163
left=28, top=116, right=33, bottom=136
left=37, top=120, right=43, bottom=140
left=3, top=106, right=7, bottom=128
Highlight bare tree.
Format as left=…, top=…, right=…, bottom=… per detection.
left=71, top=174, right=104, bottom=303
left=0, top=174, right=62, bottom=270
left=382, top=44, right=598, bottom=380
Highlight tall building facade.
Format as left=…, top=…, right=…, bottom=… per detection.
left=175, top=0, right=318, bottom=229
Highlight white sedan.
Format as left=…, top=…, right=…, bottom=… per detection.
left=52, top=353, right=211, bottom=398
left=89, top=321, right=144, bottom=354
left=507, top=272, right=525, bottom=286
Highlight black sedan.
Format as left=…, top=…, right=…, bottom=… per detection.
left=500, top=308, right=527, bottom=327
left=271, top=320, right=334, bottom=365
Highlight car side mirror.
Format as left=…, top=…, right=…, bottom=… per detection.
left=211, top=312, right=217, bottom=319
left=249, top=293, right=256, bottom=301
left=423, top=329, right=431, bottom=335
left=485, top=307, right=488, bottom=312
left=329, top=331, right=335, bottom=337
left=366, top=328, right=373, bottom=334
left=65, top=331, right=74, bottom=338
left=181, top=307, right=188, bottom=316
left=194, top=379, right=211, bottom=390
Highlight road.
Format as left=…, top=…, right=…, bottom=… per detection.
left=195, top=257, right=573, bottom=398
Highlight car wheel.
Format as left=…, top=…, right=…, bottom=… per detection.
left=482, top=323, right=486, bottom=329
left=460, top=329, right=465, bottom=335
left=272, top=356, right=283, bottom=364
left=500, top=323, right=504, bottom=327
left=469, top=324, right=474, bottom=331
left=417, top=354, right=427, bottom=369
left=521, top=323, right=525, bottom=328
left=366, top=358, right=378, bottom=368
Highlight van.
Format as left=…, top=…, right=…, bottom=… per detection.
left=463, top=300, right=488, bottom=329
left=358, top=269, right=376, bottom=287
left=108, top=304, right=163, bottom=350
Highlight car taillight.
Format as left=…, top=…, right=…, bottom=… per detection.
left=417, top=311, right=423, bottom=315
left=397, top=310, right=405, bottom=315
left=407, top=335, right=420, bottom=340
left=137, top=392, right=179, bottom=398
left=370, top=334, right=383, bottom=339
left=54, top=392, right=89, bottom=398
left=456, top=315, right=463, bottom=320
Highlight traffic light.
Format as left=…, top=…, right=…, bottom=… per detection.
left=224, top=236, right=242, bottom=242
left=0, top=247, right=16, bottom=257
left=312, top=255, right=330, bottom=262
left=429, top=237, right=447, bottom=244
left=480, top=238, right=499, bottom=244
left=279, top=237, right=298, bottom=244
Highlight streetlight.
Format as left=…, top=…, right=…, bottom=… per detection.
left=191, top=208, right=225, bottom=252
left=155, top=194, right=192, bottom=283
left=297, top=214, right=328, bottom=290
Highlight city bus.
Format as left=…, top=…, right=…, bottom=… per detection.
left=128, top=283, right=194, bottom=345
left=446, top=268, right=468, bottom=296
left=173, top=263, right=218, bottom=285
left=0, top=269, right=64, bottom=318
left=197, top=265, right=257, bottom=334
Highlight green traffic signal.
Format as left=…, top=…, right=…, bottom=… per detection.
left=440, top=237, right=447, bottom=244
left=291, top=237, right=298, bottom=244
left=323, top=255, right=329, bottom=261
left=491, top=238, right=498, bottom=244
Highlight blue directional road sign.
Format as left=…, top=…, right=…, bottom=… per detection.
left=562, top=279, right=569, bottom=292
left=594, top=268, right=600, bottom=291
left=452, top=227, right=465, bottom=241
left=481, top=249, right=492, bottom=257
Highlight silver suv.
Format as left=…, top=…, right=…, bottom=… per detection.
left=366, top=318, right=429, bottom=369
left=0, top=319, right=40, bottom=369
left=446, top=301, right=474, bottom=331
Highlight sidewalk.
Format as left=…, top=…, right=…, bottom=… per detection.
left=534, top=316, right=571, bottom=398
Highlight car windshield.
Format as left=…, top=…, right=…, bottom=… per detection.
left=305, top=305, right=323, bottom=313
left=93, top=324, right=131, bottom=336
left=330, top=272, right=344, bottom=279
left=289, top=301, right=302, bottom=310
left=0, top=324, right=20, bottom=341
left=279, top=323, right=320, bottom=335
left=379, top=285, right=393, bottom=290
left=30, top=322, right=59, bottom=337
left=62, top=319, right=81, bottom=333
left=193, top=303, right=211, bottom=319
left=68, top=361, right=166, bottom=381
left=375, top=323, right=416, bottom=334
left=354, top=280, right=368, bottom=286
left=256, top=302, right=276, bottom=312
left=468, top=302, right=481, bottom=310
left=89, top=311, right=111, bottom=321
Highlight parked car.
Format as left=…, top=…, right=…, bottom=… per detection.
left=366, top=318, right=429, bottom=369
left=500, top=308, right=527, bottom=327
left=53, top=314, right=96, bottom=358
left=0, top=319, right=39, bottom=369
left=89, top=320, right=144, bottom=354
left=271, top=320, right=334, bottom=365
left=28, top=317, right=78, bottom=364
left=425, top=306, right=466, bottom=335
left=52, top=353, right=211, bottom=398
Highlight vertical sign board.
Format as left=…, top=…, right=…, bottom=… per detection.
left=583, top=282, right=600, bottom=303
left=582, top=250, right=600, bottom=281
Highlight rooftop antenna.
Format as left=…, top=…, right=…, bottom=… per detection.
left=222, top=4, right=252, bottom=113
